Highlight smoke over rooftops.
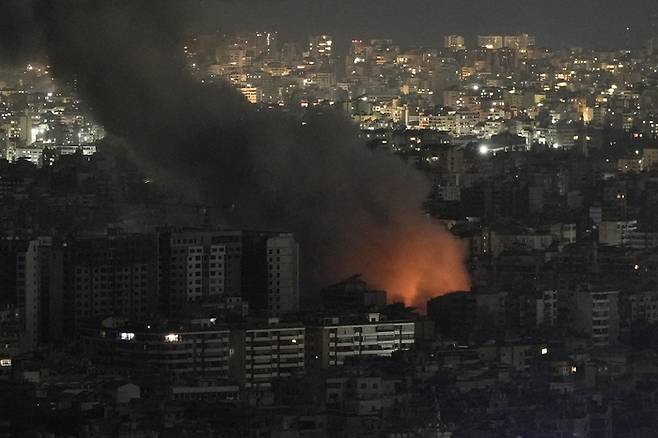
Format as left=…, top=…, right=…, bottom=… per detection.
left=0, top=0, right=469, bottom=309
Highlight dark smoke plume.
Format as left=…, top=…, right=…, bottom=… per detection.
left=1, top=0, right=469, bottom=309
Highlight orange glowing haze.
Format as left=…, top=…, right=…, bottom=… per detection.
left=341, top=219, right=471, bottom=313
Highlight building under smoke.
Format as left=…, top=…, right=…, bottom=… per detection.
left=0, top=0, right=469, bottom=310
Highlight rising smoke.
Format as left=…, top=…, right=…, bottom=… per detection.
left=0, top=0, right=469, bottom=310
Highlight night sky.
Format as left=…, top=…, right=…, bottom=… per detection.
left=195, top=0, right=657, bottom=50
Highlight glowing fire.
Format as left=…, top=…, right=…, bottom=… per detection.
left=339, top=219, right=470, bottom=313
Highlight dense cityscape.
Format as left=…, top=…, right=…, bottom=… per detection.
left=2, top=2, right=658, bottom=437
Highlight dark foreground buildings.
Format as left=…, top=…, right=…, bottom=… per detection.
left=5, top=25, right=658, bottom=437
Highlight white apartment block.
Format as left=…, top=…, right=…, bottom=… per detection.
left=166, top=231, right=242, bottom=305
left=231, top=319, right=305, bottom=388
left=307, top=314, right=415, bottom=369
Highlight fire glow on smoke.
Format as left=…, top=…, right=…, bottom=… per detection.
left=342, top=219, right=471, bottom=312
left=0, top=1, right=472, bottom=310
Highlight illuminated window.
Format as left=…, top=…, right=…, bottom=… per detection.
left=164, top=334, right=180, bottom=343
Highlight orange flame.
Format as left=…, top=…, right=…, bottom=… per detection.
left=338, top=219, right=471, bottom=313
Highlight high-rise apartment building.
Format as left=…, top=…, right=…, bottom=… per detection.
left=535, top=289, right=558, bottom=327
left=478, top=35, right=504, bottom=49
left=239, top=86, right=262, bottom=104
left=478, top=34, right=536, bottom=50
left=0, top=229, right=299, bottom=340
left=348, top=39, right=370, bottom=61
left=308, top=35, right=333, bottom=61
left=17, top=112, right=33, bottom=146
left=63, top=233, right=157, bottom=332
left=266, top=234, right=299, bottom=316
left=252, top=32, right=278, bottom=59
left=571, top=287, right=620, bottom=347
left=226, top=31, right=278, bottom=62
left=444, top=35, right=465, bottom=50
left=226, top=45, right=248, bottom=67
left=18, top=240, right=40, bottom=353
left=649, top=12, right=658, bottom=54
left=0, top=238, right=41, bottom=352
left=158, top=229, right=242, bottom=314
left=503, top=34, right=536, bottom=50
left=159, top=229, right=300, bottom=317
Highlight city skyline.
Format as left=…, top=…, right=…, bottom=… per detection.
left=2, top=1, right=658, bottom=436
left=197, top=0, right=658, bottom=49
